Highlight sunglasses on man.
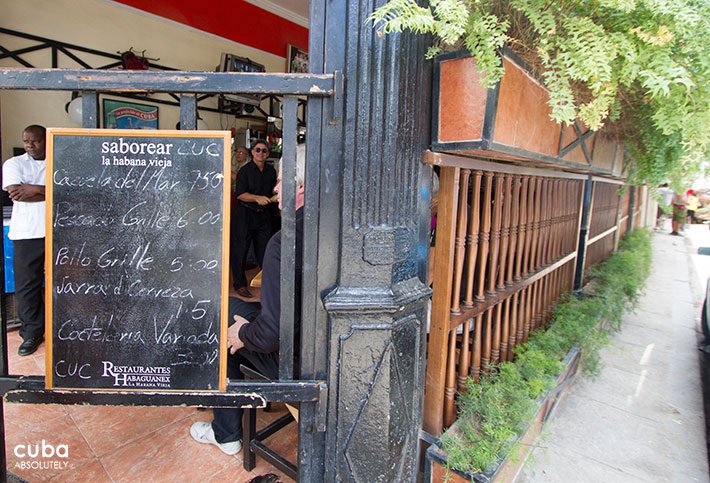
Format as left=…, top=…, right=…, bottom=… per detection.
left=253, top=147, right=269, bottom=153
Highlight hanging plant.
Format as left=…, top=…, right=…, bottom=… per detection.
left=370, top=0, right=710, bottom=185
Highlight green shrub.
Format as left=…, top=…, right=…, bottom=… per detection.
left=441, top=228, right=652, bottom=475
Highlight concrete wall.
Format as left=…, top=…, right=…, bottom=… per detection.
left=0, top=0, right=287, bottom=161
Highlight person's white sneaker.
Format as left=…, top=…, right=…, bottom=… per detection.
left=190, top=421, right=242, bottom=455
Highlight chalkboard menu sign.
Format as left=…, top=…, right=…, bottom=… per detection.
left=46, top=129, right=230, bottom=392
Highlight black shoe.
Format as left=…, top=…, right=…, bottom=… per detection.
left=18, top=337, right=43, bottom=356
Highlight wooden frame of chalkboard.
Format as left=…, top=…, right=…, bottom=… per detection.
left=45, top=129, right=231, bottom=392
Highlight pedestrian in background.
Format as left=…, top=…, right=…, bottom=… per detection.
left=671, top=190, right=687, bottom=236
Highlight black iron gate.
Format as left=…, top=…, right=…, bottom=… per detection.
left=0, top=66, right=337, bottom=481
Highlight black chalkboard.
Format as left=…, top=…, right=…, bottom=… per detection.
left=46, top=129, right=230, bottom=392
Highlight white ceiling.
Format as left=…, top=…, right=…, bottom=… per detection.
left=244, top=0, right=310, bottom=28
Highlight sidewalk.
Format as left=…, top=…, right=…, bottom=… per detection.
left=519, top=225, right=710, bottom=482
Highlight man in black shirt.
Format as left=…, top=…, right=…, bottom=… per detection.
left=190, top=144, right=305, bottom=456
left=231, top=140, right=277, bottom=298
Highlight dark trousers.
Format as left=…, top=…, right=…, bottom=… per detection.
left=212, top=297, right=278, bottom=443
left=13, top=238, right=45, bottom=341
left=230, top=205, right=272, bottom=289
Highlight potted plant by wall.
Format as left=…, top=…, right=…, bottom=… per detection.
left=369, top=0, right=709, bottom=186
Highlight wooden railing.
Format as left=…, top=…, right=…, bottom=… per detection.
left=422, top=152, right=586, bottom=434
left=585, top=179, right=624, bottom=271
left=422, top=153, right=654, bottom=436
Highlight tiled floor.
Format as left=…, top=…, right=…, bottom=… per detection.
left=4, top=276, right=298, bottom=482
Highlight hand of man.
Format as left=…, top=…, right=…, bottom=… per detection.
left=8, top=183, right=40, bottom=201
left=228, top=315, right=250, bottom=354
left=254, top=195, right=271, bottom=206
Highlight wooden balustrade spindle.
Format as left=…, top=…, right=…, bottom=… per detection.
left=538, top=178, right=550, bottom=268
left=547, top=179, right=557, bottom=263
left=537, top=276, right=546, bottom=330
left=557, top=179, right=567, bottom=258
left=522, top=177, right=535, bottom=278
left=558, top=180, right=567, bottom=258
left=541, top=274, right=551, bottom=327
left=492, top=302, right=502, bottom=366
left=518, top=287, right=527, bottom=343
left=515, top=176, right=529, bottom=281
left=481, top=307, right=493, bottom=374
left=463, top=171, right=483, bottom=307
left=552, top=179, right=559, bottom=258
left=476, top=172, right=494, bottom=301
left=457, top=319, right=472, bottom=392
left=487, top=174, right=504, bottom=296
left=500, top=297, right=511, bottom=362
left=571, top=181, right=582, bottom=253
left=555, top=180, right=572, bottom=259
left=534, top=278, right=544, bottom=330
left=498, top=174, right=512, bottom=289
left=545, top=179, right=562, bottom=265
left=471, top=313, right=483, bottom=382
left=529, top=177, right=542, bottom=273
left=564, top=180, right=572, bottom=254
left=450, top=169, right=471, bottom=315
left=443, top=329, right=458, bottom=428
left=524, top=283, right=534, bottom=340
left=508, top=291, right=519, bottom=360
left=506, top=175, right=521, bottom=286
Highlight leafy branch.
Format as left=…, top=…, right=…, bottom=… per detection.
left=370, top=0, right=710, bottom=185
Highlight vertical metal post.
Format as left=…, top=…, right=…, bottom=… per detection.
left=279, top=95, right=298, bottom=381
left=80, top=91, right=99, bottom=128
left=574, top=177, right=594, bottom=291
left=179, top=95, right=197, bottom=130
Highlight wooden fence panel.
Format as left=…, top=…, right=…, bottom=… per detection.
left=423, top=158, right=586, bottom=434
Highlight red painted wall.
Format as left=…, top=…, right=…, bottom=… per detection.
left=113, top=0, right=308, bottom=59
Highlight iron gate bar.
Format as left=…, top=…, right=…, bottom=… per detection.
left=0, top=68, right=335, bottom=96
left=279, top=95, right=298, bottom=381
left=0, top=376, right=325, bottom=406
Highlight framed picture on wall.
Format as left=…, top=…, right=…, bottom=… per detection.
left=103, top=99, right=159, bottom=129
left=286, top=45, right=308, bottom=74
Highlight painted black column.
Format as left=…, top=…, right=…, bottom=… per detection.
left=307, top=1, right=433, bottom=480
left=574, top=176, right=594, bottom=291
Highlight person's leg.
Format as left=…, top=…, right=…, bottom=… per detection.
left=231, top=207, right=251, bottom=290
left=211, top=297, right=262, bottom=442
left=228, top=296, right=260, bottom=323
left=252, top=217, right=273, bottom=267
left=212, top=352, right=248, bottom=443
left=13, top=238, right=45, bottom=341
left=211, top=349, right=279, bottom=443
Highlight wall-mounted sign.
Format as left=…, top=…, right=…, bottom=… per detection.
left=103, top=99, right=159, bottom=129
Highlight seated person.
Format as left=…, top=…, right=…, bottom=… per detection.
left=190, top=144, right=305, bottom=455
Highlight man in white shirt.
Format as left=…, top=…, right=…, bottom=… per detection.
left=2, top=125, right=46, bottom=355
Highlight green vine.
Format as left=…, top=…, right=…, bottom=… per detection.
left=369, top=0, right=709, bottom=186
left=440, top=229, right=652, bottom=476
